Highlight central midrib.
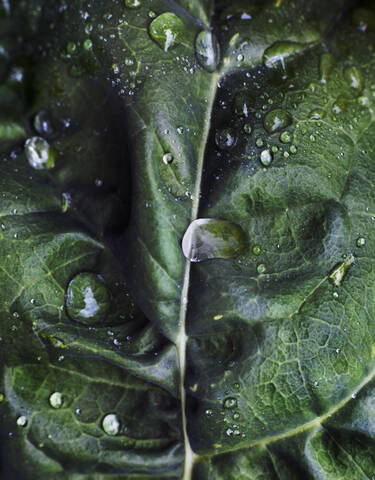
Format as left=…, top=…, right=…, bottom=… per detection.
left=177, top=70, right=220, bottom=480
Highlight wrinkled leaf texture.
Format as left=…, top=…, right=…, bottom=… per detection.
left=1, top=0, right=375, bottom=479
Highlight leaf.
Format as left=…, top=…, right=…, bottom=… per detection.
left=1, top=0, right=375, bottom=479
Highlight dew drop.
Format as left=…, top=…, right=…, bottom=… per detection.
left=309, top=108, right=326, bottom=120
left=182, top=218, right=245, bottom=262
left=49, top=392, right=63, bottom=409
left=205, top=409, right=213, bottom=416
left=345, top=66, right=364, bottom=93
left=264, top=109, right=292, bottom=134
left=102, top=413, right=120, bottom=436
left=24, top=137, right=55, bottom=170
left=83, top=39, right=93, bottom=50
left=16, top=416, right=27, bottom=427
left=357, top=237, right=365, bottom=247
left=124, top=0, right=141, bottom=8
left=163, top=152, right=174, bottom=164
left=61, top=193, right=71, bottom=213
left=252, top=245, right=261, bottom=255
left=0, top=393, right=4, bottom=402
left=215, top=128, right=237, bottom=150
left=233, top=93, right=254, bottom=118
left=65, top=273, right=111, bottom=324
left=149, top=13, right=184, bottom=52
left=260, top=149, right=273, bottom=167
left=195, top=30, right=220, bottom=72
left=319, top=53, right=336, bottom=84
left=256, top=138, right=264, bottom=148
left=257, top=263, right=266, bottom=274
left=233, top=412, right=240, bottom=420
left=280, top=131, right=292, bottom=143
left=243, top=124, right=252, bottom=134
left=223, top=397, right=238, bottom=409
left=33, top=110, right=54, bottom=136
left=290, top=145, right=297, bottom=154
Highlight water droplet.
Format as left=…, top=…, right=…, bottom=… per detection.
left=237, top=53, right=244, bottom=62
left=243, top=124, right=252, bottom=134
left=177, top=126, right=184, bottom=134
left=280, top=131, right=291, bottom=143
left=163, top=152, right=174, bottom=164
left=257, top=263, right=266, bottom=274
left=17, top=416, right=27, bottom=427
left=260, top=149, right=273, bottom=167
left=329, top=254, right=355, bottom=287
left=263, top=41, right=304, bottom=69
left=215, top=128, right=237, bottom=149
left=223, top=397, right=237, bottom=409
left=65, top=273, right=111, bottom=324
left=67, top=42, right=78, bottom=55
left=149, top=13, right=184, bottom=52
left=309, top=108, right=326, bottom=120
left=182, top=218, right=245, bottom=262
left=352, top=8, right=375, bottom=32
left=233, top=383, right=240, bottom=390
left=0, top=393, right=4, bottom=402
left=83, top=39, right=93, bottom=50
left=124, top=0, right=141, bottom=8
left=319, top=53, right=336, bottom=84
left=256, top=138, right=264, bottom=148
left=61, top=193, right=72, bottom=213
left=226, top=428, right=233, bottom=436
left=357, top=237, right=365, bottom=247
left=333, top=291, right=339, bottom=299
left=49, top=392, right=63, bottom=409
left=290, top=145, right=297, bottom=154
left=102, top=413, right=120, bottom=436
left=195, top=30, right=220, bottom=72
left=24, top=137, right=55, bottom=170
left=33, top=110, right=54, bottom=136
left=264, top=109, right=292, bottom=134
left=233, top=412, right=240, bottom=420
left=252, top=245, right=261, bottom=255
left=309, top=134, right=316, bottom=142
left=345, top=66, right=364, bottom=93
left=205, top=409, right=213, bottom=416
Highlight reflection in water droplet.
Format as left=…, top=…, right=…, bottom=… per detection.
left=195, top=30, right=220, bottom=72
left=65, top=273, right=111, bottom=324
left=149, top=13, right=184, bottom=52
left=49, top=392, right=63, bottom=409
left=345, top=66, right=364, bottom=93
left=264, top=109, right=292, bottom=134
left=24, top=137, right=55, bottom=170
left=215, top=128, right=237, bottom=150
left=182, top=218, right=245, bottom=262
left=16, top=416, right=27, bottom=427
left=102, top=413, right=120, bottom=436
left=223, top=397, right=238, bottom=409
left=260, top=149, right=273, bottom=167
left=163, top=152, right=174, bottom=164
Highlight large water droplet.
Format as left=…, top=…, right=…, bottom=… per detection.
left=260, top=149, right=273, bottom=167
left=182, top=218, right=245, bottom=262
left=33, top=110, right=54, bottom=136
left=65, top=273, right=111, bottom=324
left=223, top=397, right=238, bottom=409
left=319, top=53, right=336, bottom=84
left=264, top=109, right=292, bottom=134
left=16, top=416, right=27, bottom=427
left=195, top=30, right=220, bottom=72
left=345, top=66, right=364, bottom=93
left=24, top=137, right=55, bottom=170
left=49, top=392, right=63, bottom=409
left=149, top=13, right=184, bottom=52
left=263, top=41, right=304, bottom=69
left=102, top=413, right=120, bottom=436
left=215, top=128, right=237, bottom=150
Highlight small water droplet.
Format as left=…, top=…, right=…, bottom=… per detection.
left=65, top=273, right=111, bottom=325
left=61, top=193, right=72, bottom=213
left=280, top=131, right=291, bottom=143
left=256, top=138, right=264, bottom=148
left=16, top=416, right=27, bottom=427
left=233, top=412, right=240, bottom=420
left=309, top=108, right=326, bottom=120
left=49, top=392, right=63, bottom=409
left=195, top=30, right=220, bottom=73
left=319, top=53, right=336, bottom=84
left=243, top=124, right=252, bottom=134
left=223, top=397, right=238, bottom=409
left=260, top=149, right=273, bottom=167
left=33, top=110, right=54, bottom=136
left=102, top=413, right=120, bottom=436
left=333, top=291, right=339, bottom=299
left=309, top=134, right=316, bottom=142
left=352, top=8, right=375, bottom=32
left=124, top=0, right=141, bottom=8
left=290, top=145, right=297, bottom=154
left=205, top=409, right=213, bottom=416
left=264, top=109, right=292, bottom=134
left=215, top=128, right=237, bottom=149
left=345, top=66, right=364, bottom=93
left=252, top=245, right=261, bottom=255
left=24, top=137, right=55, bottom=170
left=357, top=237, right=365, bottom=247
left=163, top=152, right=174, bottom=164
left=257, top=263, right=266, bottom=274
left=177, top=126, right=184, bottom=134
left=0, top=393, right=4, bottom=402
left=149, top=13, right=184, bottom=52
left=182, top=218, right=245, bottom=262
